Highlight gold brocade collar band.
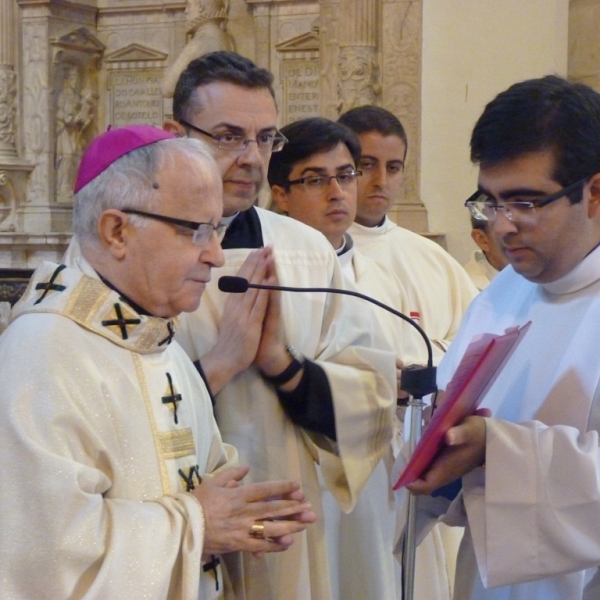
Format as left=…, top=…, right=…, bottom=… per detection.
left=12, top=262, right=177, bottom=354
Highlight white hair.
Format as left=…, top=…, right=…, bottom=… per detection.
left=73, top=136, right=221, bottom=243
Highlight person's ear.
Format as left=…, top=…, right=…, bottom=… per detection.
left=163, top=119, right=186, bottom=137
left=97, top=209, right=130, bottom=260
left=587, top=173, right=600, bottom=217
left=471, top=228, right=491, bottom=253
left=271, top=185, right=290, bottom=214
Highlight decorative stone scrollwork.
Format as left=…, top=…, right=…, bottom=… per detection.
left=337, top=47, right=380, bottom=114
left=0, top=67, right=17, bottom=153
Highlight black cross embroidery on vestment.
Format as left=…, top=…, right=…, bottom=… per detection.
left=179, top=464, right=202, bottom=491
left=158, top=321, right=175, bottom=346
left=101, top=303, right=141, bottom=340
left=162, top=372, right=183, bottom=424
left=203, top=556, right=221, bottom=591
left=34, top=264, right=67, bottom=305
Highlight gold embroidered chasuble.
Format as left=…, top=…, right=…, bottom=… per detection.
left=0, top=260, right=236, bottom=600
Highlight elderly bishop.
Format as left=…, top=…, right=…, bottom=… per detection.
left=0, top=126, right=315, bottom=600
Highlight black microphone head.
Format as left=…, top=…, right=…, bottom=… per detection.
left=218, top=276, right=249, bottom=293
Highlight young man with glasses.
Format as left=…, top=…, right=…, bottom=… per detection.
left=338, top=105, right=478, bottom=363
left=269, top=116, right=456, bottom=600
left=164, top=52, right=397, bottom=600
left=409, top=76, right=600, bottom=600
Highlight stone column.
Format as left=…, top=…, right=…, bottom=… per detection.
left=0, top=0, right=34, bottom=242
left=0, top=0, right=18, bottom=160
left=382, top=0, right=428, bottom=232
left=337, top=0, right=379, bottom=113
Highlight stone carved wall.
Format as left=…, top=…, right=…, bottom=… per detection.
left=245, top=0, right=427, bottom=231
left=337, top=0, right=379, bottom=113
left=0, top=170, right=17, bottom=231
left=161, top=0, right=234, bottom=98
left=105, top=44, right=167, bottom=127
left=0, top=0, right=18, bottom=160
left=0, top=67, right=17, bottom=156
left=337, top=47, right=380, bottom=113
left=382, top=1, right=422, bottom=227
left=21, top=19, right=50, bottom=210
left=276, top=29, right=320, bottom=124
left=0, top=0, right=427, bottom=268
left=52, top=29, right=103, bottom=205
left=96, top=1, right=186, bottom=124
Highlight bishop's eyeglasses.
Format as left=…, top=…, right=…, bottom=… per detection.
left=464, top=176, right=589, bottom=224
left=122, top=209, right=226, bottom=246
left=179, top=119, right=288, bottom=153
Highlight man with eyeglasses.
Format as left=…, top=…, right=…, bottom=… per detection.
left=164, top=52, right=396, bottom=600
left=0, top=126, right=318, bottom=599
left=407, top=75, right=600, bottom=600
left=269, top=116, right=455, bottom=600
left=463, top=216, right=509, bottom=291
left=338, top=105, right=478, bottom=363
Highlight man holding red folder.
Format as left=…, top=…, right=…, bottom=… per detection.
left=409, top=75, right=600, bottom=600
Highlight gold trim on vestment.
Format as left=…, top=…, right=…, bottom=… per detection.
left=158, top=428, right=195, bottom=460
left=137, top=318, right=174, bottom=351
left=64, top=277, right=110, bottom=326
left=132, top=353, right=171, bottom=496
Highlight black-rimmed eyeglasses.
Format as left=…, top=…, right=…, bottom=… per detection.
left=122, top=209, right=226, bottom=246
left=285, top=170, right=362, bottom=195
left=179, top=119, right=288, bottom=153
left=464, top=176, right=590, bottom=223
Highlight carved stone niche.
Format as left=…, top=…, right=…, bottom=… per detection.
left=51, top=28, right=104, bottom=219
left=276, top=29, right=320, bottom=125
left=105, top=44, right=168, bottom=128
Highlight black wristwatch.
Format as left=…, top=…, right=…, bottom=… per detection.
left=262, top=345, right=305, bottom=386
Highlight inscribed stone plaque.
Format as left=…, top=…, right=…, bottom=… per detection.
left=109, top=70, right=164, bottom=127
left=282, top=59, right=320, bottom=124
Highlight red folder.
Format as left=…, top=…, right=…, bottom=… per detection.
left=393, top=321, right=531, bottom=490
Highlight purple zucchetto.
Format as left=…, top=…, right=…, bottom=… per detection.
left=73, top=125, right=176, bottom=193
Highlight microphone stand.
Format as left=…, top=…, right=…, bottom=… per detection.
left=218, top=277, right=437, bottom=600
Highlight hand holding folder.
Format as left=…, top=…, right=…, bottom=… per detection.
left=393, top=321, right=532, bottom=490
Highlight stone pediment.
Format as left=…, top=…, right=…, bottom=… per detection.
left=52, top=28, right=105, bottom=54
left=105, top=44, right=168, bottom=63
left=276, top=31, right=319, bottom=54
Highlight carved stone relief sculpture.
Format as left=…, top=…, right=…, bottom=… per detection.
left=54, top=63, right=94, bottom=204
left=51, top=28, right=103, bottom=206
left=337, top=0, right=380, bottom=113
left=161, top=0, right=234, bottom=98
left=337, top=47, right=379, bottom=113
left=0, top=67, right=17, bottom=158
left=0, top=0, right=18, bottom=160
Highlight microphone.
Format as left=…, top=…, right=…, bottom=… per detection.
left=218, top=275, right=437, bottom=398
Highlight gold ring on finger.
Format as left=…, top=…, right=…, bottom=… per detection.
left=249, top=523, right=266, bottom=539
